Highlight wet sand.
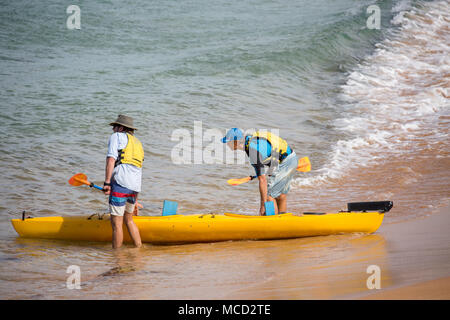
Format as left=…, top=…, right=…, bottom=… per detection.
left=361, top=276, right=450, bottom=300
left=226, top=203, right=450, bottom=300
left=357, top=204, right=450, bottom=300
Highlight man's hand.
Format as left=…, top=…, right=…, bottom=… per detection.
left=103, top=185, right=111, bottom=195
left=259, top=206, right=266, bottom=216
left=133, top=201, right=143, bottom=216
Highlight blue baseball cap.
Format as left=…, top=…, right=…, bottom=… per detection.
left=222, top=128, right=243, bottom=143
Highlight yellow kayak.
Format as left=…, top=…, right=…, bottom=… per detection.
left=11, top=205, right=388, bottom=244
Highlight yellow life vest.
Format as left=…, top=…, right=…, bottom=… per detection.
left=245, top=131, right=292, bottom=165
left=115, top=133, right=144, bottom=168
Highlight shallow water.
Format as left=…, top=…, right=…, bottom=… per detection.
left=0, top=0, right=448, bottom=299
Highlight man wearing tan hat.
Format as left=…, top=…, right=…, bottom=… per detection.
left=103, top=114, right=144, bottom=248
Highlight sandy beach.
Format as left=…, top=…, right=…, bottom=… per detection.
left=358, top=204, right=450, bottom=300
left=226, top=203, right=450, bottom=300
left=361, top=276, right=450, bottom=300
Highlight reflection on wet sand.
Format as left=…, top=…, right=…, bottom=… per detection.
left=105, top=232, right=391, bottom=299
left=9, top=232, right=387, bottom=299
left=228, top=233, right=391, bottom=300
left=100, top=248, right=143, bottom=276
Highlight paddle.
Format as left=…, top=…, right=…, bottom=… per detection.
left=297, top=156, right=311, bottom=172
left=227, top=156, right=311, bottom=186
left=228, top=176, right=255, bottom=186
left=68, top=173, right=104, bottom=191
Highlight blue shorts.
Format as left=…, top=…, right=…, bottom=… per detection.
left=267, top=152, right=298, bottom=198
left=109, top=180, right=138, bottom=216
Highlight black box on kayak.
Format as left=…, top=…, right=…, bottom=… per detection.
left=347, top=201, right=393, bottom=213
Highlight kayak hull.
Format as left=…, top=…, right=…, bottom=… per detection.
left=11, top=211, right=384, bottom=244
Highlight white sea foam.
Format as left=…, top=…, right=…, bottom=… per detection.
left=391, top=0, right=412, bottom=13
left=294, top=0, right=450, bottom=187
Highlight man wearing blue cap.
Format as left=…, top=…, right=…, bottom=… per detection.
left=222, top=128, right=298, bottom=215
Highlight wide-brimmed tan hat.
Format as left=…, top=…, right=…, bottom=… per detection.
left=109, top=114, right=137, bottom=130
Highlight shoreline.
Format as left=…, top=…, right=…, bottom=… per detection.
left=361, top=276, right=450, bottom=300
left=355, top=203, right=450, bottom=300
left=226, top=202, right=450, bottom=300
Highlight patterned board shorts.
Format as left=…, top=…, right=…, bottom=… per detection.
left=109, top=180, right=138, bottom=216
left=267, top=152, right=299, bottom=199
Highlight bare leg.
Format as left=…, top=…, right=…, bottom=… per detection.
left=124, top=210, right=142, bottom=248
left=276, top=194, right=287, bottom=213
left=111, top=215, right=124, bottom=249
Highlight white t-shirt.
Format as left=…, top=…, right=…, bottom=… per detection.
left=107, top=132, right=142, bottom=192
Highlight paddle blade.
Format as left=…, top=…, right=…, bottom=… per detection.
left=68, top=173, right=89, bottom=187
left=297, top=157, right=311, bottom=172
left=227, top=176, right=252, bottom=186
